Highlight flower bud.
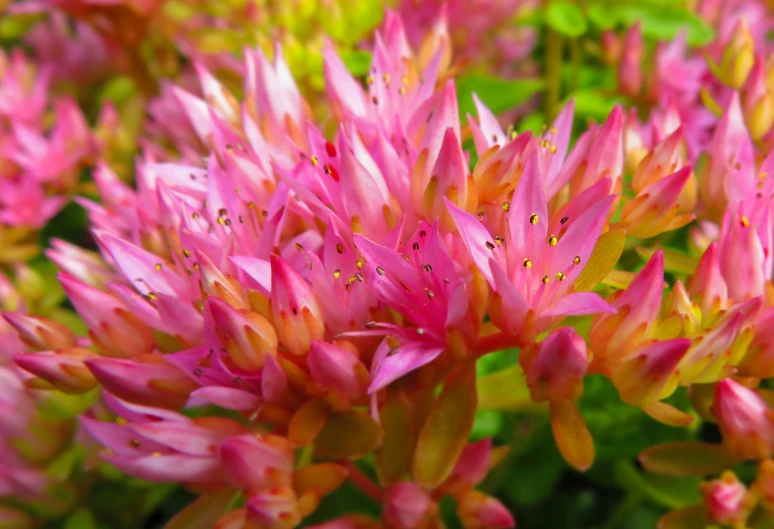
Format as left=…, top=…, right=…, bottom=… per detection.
left=613, top=338, right=691, bottom=407
left=60, top=273, right=153, bottom=358
left=714, top=379, right=774, bottom=460
left=717, top=19, right=755, bottom=88
left=618, top=167, right=694, bottom=239
left=591, top=251, right=663, bottom=367
left=85, top=354, right=197, bottom=409
left=457, top=490, right=515, bottom=529
left=701, top=471, right=755, bottom=525
left=308, top=340, right=368, bottom=410
left=245, top=487, right=301, bottom=529
left=520, top=327, right=588, bottom=402
left=618, top=23, right=643, bottom=97
left=14, top=347, right=97, bottom=393
left=271, top=255, right=324, bottom=356
left=743, top=56, right=774, bottom=140
left=2, top=313, right=76, bottom=350
left=383, top=482, right=437, bottom=529
left=208, top=298, right=278, bottom=371
left=220, top=434, right=294, bottom=491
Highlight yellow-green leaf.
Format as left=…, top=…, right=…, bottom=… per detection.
left=657, top=506, right=707, bottom=529
left=639, top=442, right=738, bottom=477
left=315, top=410, right=382, bottom=460
left=376, top=390, right=416, bottom=485
left=574, top=229, right=626, bottom=292
left=412, top=363, right=478, bottom=488
left=550, top=400, right=594, bottom=471
left=636, top=247, right=698, bottom=276
left=476, top=366, right=537, bottom=411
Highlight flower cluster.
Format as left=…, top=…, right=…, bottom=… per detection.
left=4, top=0, right=774, bottom=528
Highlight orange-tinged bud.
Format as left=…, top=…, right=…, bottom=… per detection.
left=2, top=313, right=76, bottom=350
left=14, top=347, right=97, bottom=394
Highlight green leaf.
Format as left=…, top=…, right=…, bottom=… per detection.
left=457, top=74, right=544, bottom=117
left=476, top=365, right=536, bottom=411
left=64, top=508, right=97, bottom=529
left=546, top=1, right=587, bottom=38
left=340, top=49, right=373, bottom=78
left=639, top=441, right=739, bottom=476
left=587, top=3, right=617, bottom=30
left=613, top=6, right=714, bottom=47
left=614, top=461, right=700, bottom=509
left=315, top=409, right=382, bottom=460
left=413, top=363, right=478, bottom=488
left=569, top=90, right=622, bottom=123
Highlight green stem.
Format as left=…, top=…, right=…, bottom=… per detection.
left=545, top=27, right=565, bottom=123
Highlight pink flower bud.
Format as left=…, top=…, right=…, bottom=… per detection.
left=270, top=255, right=324, bottom=356
left=219, top=434, right=294, bottom=491
left=714, top=379, right=774, bottom=460
left=14, top=347, right=97, bottom=393
left=2, top=313, right=75, bottom=350
left=618, top=23, right=644, bottom=97
left=520, top=327, right=588, bottom=402
left=208, top=298, right=278, bottom=371
left=591, top=251, right=663, bottom=366
left=308, top=340, right=368, bottom=409
left=383, top=482, right=436, bottom=529
left=86, top=354, right=197, bottom=409
left=701, top=472, right=754, bottom=525
left=245, top=487, right=301, bottom=529
left=60, top=273, right=153, bottom=358
left=457, top=490, right=515, bottom=529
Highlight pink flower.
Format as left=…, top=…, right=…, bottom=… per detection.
left=447, top=159, right=615, bottom=344
left=82, top=395, right=244, bottom=488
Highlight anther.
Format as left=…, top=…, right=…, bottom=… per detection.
left=573, top=256, right=581, bottom=264
left=502, top=201, right=511, bottom=212
left=336, top=243, right=344, bottom=254
left=310, top=155, right=319, bottom=166
left=413, top=242, right=420, bottom=251
left=740, top=216, right=750, bottom=227
left=295, top=243, right=304, bottom=251
left=485, top=241, right=496, bottom=250
left=154, top=263, right=163, bottom=271
left=427, top=290, right=435, bottom=298
left=523, top=258, right=532, bottom=268
left=547, top=235, right=558, bottom=246
left=529, top=213, right=539, bottom=225
left=560, top=216, right=569, bottom=224
left=556, top=272, right=566, bottom=281
left=333, top=269, right=341, bottom=279
left=356, top=260, right=364, bottom=269
left=541, top=275, right=550, bottom=284
left=376, top=266, right=386, bottom=276
left=494, top=236, right=505, bottom=245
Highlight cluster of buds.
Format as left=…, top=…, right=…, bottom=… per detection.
left=0, top=49, right=109, bottom=263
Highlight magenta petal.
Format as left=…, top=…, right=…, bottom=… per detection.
left=445, top=197, right=502, bottom=286
left=541, top=292, right=616, bottom=318
left=369, top=341, right=445, bottom=393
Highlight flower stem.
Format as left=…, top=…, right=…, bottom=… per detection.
left=545, top=27, right=565, bottom=123
left=344, top=462, right=383, bottom=502
left=473, top=332, right=523, bottom=357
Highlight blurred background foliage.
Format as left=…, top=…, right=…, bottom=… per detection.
left=0, top=0, right=752, bottom=527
